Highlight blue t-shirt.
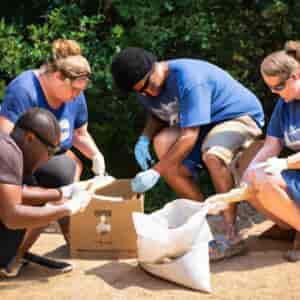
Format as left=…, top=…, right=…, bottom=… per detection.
left=267, top=98, right=300, bottom=204
left=0, top=70, right=88, bottom=151
left=267, top=98, right=300, bottom=151
left=138, top=59, right=264, bottom=128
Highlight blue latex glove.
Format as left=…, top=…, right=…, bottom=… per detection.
left=134, top=135, right=154, bottom=170
left=131, top=169, right=160, bottom=193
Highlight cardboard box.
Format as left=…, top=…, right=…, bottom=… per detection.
left=70, top=179, right=144, bottom=259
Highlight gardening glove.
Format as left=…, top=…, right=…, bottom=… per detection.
left=62, top=190, right=92, bottom=215
left=92, top=153, right=106, bottom=176
left=131, top=169, right=160, bottom=193
left=264, top=157, right=288, bottom=176
left=92, top=174, right=115, bottom=187
left=46, top=190, right=92, bottom=215
left=60, top=182, right=86, bottom=199
left=134, top=135, right=154, bottom=171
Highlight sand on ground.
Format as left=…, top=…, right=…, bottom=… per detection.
left=1, top=220, right=300, bottom=300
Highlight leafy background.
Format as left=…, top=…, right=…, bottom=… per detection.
left=1, top=0, right=299, bottom=211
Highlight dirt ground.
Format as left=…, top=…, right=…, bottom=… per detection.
left=1, top=219, right=300, bottom=300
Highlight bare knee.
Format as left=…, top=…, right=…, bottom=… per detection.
left=202, top=152, right=226, bottom=170
left=153, top=128, right=179, bottom=159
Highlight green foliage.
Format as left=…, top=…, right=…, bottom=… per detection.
left=0, top=0, right=300, bottom=211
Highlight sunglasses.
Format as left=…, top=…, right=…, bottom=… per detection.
left=61, top=72, right=91, bottom=89
left=269, top=78, right=289, bottom=92
left=138, top=72, right=152, bottom=94
left=19, top=125, right=60, bottom=158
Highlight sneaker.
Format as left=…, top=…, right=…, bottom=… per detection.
left=209, top=235, right=247, bottom=262
left=23, top=252, right=73, bottom=273
left=284, top=232, right=300, bottom=262
left=0, top=259, right=27, bottom=278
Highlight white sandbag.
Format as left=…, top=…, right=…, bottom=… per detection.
left=132, top=199, right=212, bottom=292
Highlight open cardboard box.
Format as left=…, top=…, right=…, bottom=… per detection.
left=70, top=179, right=144, bottom=259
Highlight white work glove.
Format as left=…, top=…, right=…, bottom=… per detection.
left=92, top=153, right=105, bottom=176
left=46, top=189, right=92, bottom=215
left=131, top=169, right=160, bottom=193
left=62, top=190, right=92, bottom=215
left=264, top=157, right=288, bottom=176
left=60, top=182, right=85, bottom=199
left=92, top=174, right=115, bottom=186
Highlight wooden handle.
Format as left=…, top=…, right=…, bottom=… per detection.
left=205, top=184, right=254, bottom=205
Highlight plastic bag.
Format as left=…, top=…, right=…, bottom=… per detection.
left=132, top=199, right=212, bottom=292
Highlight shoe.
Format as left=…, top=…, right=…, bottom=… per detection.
left=209, top=235, right=247, bottom=262
left=284, top=232, right=300, bottom=262
left=259, top=224, right=295, bottom=241
left=0, top=259, right=28, bottom=278
left=23, top=252, right=73, bottom=273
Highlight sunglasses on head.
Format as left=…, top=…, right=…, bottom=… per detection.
left=18, top=125, right=60, bottom=158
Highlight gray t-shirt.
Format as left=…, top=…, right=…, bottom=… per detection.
left=0, top=132, right=23, bottom=185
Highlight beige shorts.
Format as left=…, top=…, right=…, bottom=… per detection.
left=201, top=115, right=262, bottom=166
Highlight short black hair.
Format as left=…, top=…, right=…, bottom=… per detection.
left=15, top=108, right=60, bottom=145
left=111, top=47, right=157, bottom=92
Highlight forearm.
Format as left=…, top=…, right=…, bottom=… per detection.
left=248, top=138, right=282, bottom=168
left=22, top=186, right=62, bottom=206
left=286, top=152, right=300, bottom=169
left=142, top=114, right=166, bottom=139
left=73, top=131, right=102, bottom=160
left=4, top=204, right=69, bottom=230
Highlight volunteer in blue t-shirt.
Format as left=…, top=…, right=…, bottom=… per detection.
left=111, top=47, right=264, bottom=256
left=243, top=41, right=300, bottom=262
left=0, top=39, right=106, bottom=243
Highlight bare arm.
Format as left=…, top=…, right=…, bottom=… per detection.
left=286, top=153, right=300, bottom=169
left=247, top=136, right=283, bottom=167
left=142, top=113, right=167, bottom=140
left=242, top=136, right=283, bottom=183
left=22, top=186, right=62, bottom=206
left=153, top=126, right=200, bottom=175
left=73, top=123, right=103, bottom=159
left=0, top=183, right=69, bottom=230
left=0, top=116, right=14, bottom=134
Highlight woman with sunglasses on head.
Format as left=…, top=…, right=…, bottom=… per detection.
left=112, top=47, right=264, bottom=260
left=243, top=41, right=300, bottom=262
left=0, top=39, right=106, bottom=244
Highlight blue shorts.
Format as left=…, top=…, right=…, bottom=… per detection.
left=282, top=170, right=300, bottom=206
left=182, top=123, right=216, bottom=177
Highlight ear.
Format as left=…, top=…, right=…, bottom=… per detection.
left=53, top=71, right=65, bottom=81
left=24, top=132, right=36, bottom=144
left=291, top=73, right=300, bottom=80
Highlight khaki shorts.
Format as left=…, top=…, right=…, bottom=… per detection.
left=201, top=115, right=262, bottom=165
left=182, top=115, right=262, bottom=177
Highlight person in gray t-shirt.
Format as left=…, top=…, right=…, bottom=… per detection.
left=0, top=108, right=91, bottom=277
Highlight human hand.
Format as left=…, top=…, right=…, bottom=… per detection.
left=134, top=135, right=154, bottom=170
left=264, top=157, right=288, bottom=176
left=63, top=190, right=92, bottom=215
left=92, top=153, right=106, bottom=176
left=59, top=182, right=85, bottom=199
left=131, top=169, right=160, bottom=193
left=91, top=175, right=115, bottom=188
left=242, top=161, right=269, bottom=185
left=60, top=182, right=86, bottom=199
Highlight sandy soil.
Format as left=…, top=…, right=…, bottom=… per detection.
left=1, top=220, right=300, bottom=300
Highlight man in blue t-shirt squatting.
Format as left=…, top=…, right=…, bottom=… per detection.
left=111, top=47, right=265, bottom=247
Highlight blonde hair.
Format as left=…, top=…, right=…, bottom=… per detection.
left=261, top=41, right=300, bottom=80
left=46, top=39, right=91, bottom=77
